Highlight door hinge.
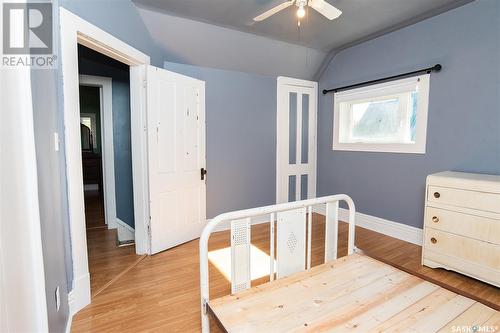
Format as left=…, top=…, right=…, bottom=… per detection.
left=142, top=80, right=147, bottom=88
left=201, top=168, right=207, bottom=180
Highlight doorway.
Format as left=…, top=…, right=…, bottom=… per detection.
left=276, top=77, right=318, bottom=204
left=78, top=45, right=142, bottom=297
left=61, top=8, right=151, bottom=313
left=61, top=8, right=207, bottom=315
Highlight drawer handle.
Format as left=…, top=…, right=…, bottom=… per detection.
left=430, top=237, right=437, bottom=244
left=433, top=192, right=440, bottom=198
left=432, top=216, right=439, bottom=223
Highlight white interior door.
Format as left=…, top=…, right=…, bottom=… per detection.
left=146, top=66, right=206, bottom=254
left=277, top=77, right=318, bottom=204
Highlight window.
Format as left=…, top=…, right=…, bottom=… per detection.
left=333, top=74, right=430, bottom=153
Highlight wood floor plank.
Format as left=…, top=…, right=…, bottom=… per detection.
left=84, top=190, right=142, bottom=297
left=438, top=302, right=498, bottom=333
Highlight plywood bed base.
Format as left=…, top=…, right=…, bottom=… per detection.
left=199, top=195, right=499, bottom=332
left=208, top=253, right=499, bottom=332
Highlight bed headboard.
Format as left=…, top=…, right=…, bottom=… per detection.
left=199, top=194, right=356, bottom=332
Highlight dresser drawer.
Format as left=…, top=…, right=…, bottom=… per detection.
left=425, top=207, right=500, bottom=245
left=427, top=185, right=500, bottom=214
left=424, top=228, right=500, bottom=270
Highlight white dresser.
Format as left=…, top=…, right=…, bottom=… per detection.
left=422, top=171, right=500, bottom=287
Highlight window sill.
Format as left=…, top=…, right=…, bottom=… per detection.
left=332, top=142, right=426, bottom=154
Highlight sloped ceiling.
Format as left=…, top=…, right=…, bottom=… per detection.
left=134, top=0, right=474, bottom=51
left=134, top=0, right=474, bottom=78
left=136, top=6, right=326, bottom=79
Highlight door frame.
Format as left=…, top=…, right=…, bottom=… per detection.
left=79, top=75, right=119, bottom=231
left=276, top=76, right=318, bottom=203
left=60, top=8, right=150, bottom=315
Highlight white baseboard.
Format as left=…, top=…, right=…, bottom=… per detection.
left=210, top=214, right=271, bottom=232
left=116, top=218, right=135, bottom=242
left=68, top=273, right=90, bottom=316
left=313, top=206, right=423, bottom=246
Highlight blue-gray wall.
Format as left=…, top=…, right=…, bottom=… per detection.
left=60, top=0, right=165, bottom=67
left=164, top=62, right=277, bottom=218
left=78, top=45, right=135, bottom=228
left=317, top=0, right=500, bottom=229
left=31, top=69, right=71, bottom=333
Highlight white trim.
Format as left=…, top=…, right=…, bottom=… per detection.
left=67, top=273, right=90, bottom=316
left=60, top=8, right=151, bottom=315
left=276, top=76, right=318, bottom=204
left=116, top=218, right=135, bottom=242
left=79, top=75, right=118, bottom=230
left=332, top=74, right=430, bottom=154
left=313, top=206, right=423, bottom=245
left=0, top=60, right=48, bottom=332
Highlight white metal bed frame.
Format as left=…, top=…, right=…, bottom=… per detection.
left=199, top=194, right=356, bottom=332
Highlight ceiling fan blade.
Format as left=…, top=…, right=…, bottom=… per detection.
left=308, top=0, right=342, bottom=20
left=253, top=1, right=294, bottom=21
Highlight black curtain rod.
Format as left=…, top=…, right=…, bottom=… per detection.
left=322, top=64, right=442, bottom=95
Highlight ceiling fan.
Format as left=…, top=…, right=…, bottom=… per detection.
left=253, top=0, right=342, bottom=22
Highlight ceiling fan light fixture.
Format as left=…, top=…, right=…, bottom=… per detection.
left=253, top=0, right=341, bottom=22
left=297, top=5, right=306, bottom=19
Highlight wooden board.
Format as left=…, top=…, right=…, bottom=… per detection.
left=209, top=253, right=499, bottom=333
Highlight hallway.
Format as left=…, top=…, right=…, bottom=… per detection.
left=84, top=191, right=144, bottom=297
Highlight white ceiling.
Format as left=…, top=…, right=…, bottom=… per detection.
left=133, top=0, right=474, bottom=52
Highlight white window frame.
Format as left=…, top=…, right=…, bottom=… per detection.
left=333, top=74, right=430, bottom=154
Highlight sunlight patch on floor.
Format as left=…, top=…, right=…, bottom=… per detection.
left=208, top=245, right=275, bottom=281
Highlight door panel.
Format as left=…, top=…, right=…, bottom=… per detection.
left=147, top=66, right=206, bottom=254
left=183, top=86, right=199, bottom=172
left=157, top=80, right=176, bottom=174
left=277, top=77, right=318, bottom=204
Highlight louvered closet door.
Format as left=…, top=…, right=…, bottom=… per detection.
left=277, top=77, right=318, bottom=203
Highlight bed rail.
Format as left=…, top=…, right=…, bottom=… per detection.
left=199, top=194, right=355, bottom=332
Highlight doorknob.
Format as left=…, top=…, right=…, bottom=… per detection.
left=201, top=168, right=207, bottom=180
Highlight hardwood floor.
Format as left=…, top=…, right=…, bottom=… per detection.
left=72, top=214, right=499, bottom=332
left=84, top=191, right=143, bottom=297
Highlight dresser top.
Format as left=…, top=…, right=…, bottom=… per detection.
left=427, top=171, right=500, bottom=194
